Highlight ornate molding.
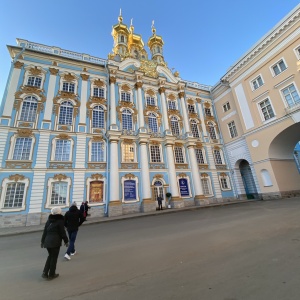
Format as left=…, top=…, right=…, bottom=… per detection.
left=91, top=173, right=104, bottom=180
left=178, top=173, right=187, bottom=178
left=87, top=162, right=107, bottom=169
left=121, top=163, right=139, bottom=169
left=124, top=173, right=136, bottom=179
left=29, top=66, right=42, bottom=76
left=17, top=129, right=33, bottom=137
left=135, top=82, right=143, bottom=89
left=109, top=77, right=116, bottom=84
left=49, top=68, right=59, bottom=75
left=63, top=73, right=76, bottom=81
left=92, top=135, right=104, bottom=142
left=158, top=87, right=165, bottom=94
left=6, top=161, right=32, bottom=169
left=178, top=92, right=185, bottom=98
left=201, top=173, right=209, bottom=177
left=94, top=79, right=105, bottom=87
left=8, top=174, right=25, bottom=181
left=80, top=74, right=89, bottom=81
left=195, top=142, right=203, bottom=148
left=49, top=162, right=72, bottom=169
left=138, top=60, right=158, bottom=78
left=57, top=133, right=70, bottom=140
left=153, top=174, right=164, bottom=179
left=14, top=61, right=24, bottom=69
left=53, top=174, right=68, bottom=181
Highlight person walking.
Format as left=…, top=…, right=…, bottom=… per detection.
left=64, top=202, right=85, bottom=260
left=80, top=200, right=91, bottom=218
left=41, top=207, right=69, bottom=280
left=157, top=195, right=163, bottom=210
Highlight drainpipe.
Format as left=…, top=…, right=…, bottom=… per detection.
left=104, top=60, right=110, bottom=216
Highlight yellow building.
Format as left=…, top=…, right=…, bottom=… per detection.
left=212, top=4, right=300, bottom=199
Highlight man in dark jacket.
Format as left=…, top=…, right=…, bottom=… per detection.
left=41, top=207, right=69, bottom=280
left=64, top=202, right=84, bottom=260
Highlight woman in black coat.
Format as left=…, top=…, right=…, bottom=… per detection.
left=41, top=207, right=69, bottom=280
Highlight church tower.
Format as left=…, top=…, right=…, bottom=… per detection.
left=147, top=21, right=165, bottom=64
left=128, top=19, right=148, bottom=60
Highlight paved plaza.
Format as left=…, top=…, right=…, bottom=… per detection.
left=1, top=198, right=300, bottom=300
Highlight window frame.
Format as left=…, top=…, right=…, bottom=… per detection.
left=149, top=144, right=162, bottom=163
left=46, top=176, right=71, bottom=209
left=250, top=74, right=264, bottom=91
left=201, top=175, right=213, bottom=196
left=174, top=145, right=185, bottom=164
left=51, top=137, right=74, bottom=162
left=195, top=147, right=206, bottom=164
left=121, top=142, right=136, bottom=163
left=219, top=173, right=231, bottom=191
left=121, top=108, right=134, bottom=131
left=270, top=58, right=287, bottom=77
left=222, top=102, right=231, bottom=112
left=228, top=120, right=238, bottom=138
left=280, top=83, right=300, bottom=108
left=8, top=133, right=35, bottom=161
left=257, top=97, right=276, bottom=122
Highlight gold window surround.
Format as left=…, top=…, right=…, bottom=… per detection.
left=53, top=93, right=80, bottom=117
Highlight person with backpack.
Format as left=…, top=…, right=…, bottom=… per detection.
left=64, top=202, right=85, bottom=260
left=41, top=207, right=69, bottom=280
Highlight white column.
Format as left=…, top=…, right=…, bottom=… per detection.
left=159, top=87, right=169, bottom=131
left=3, top=62, right=23, bottom=117
left=187, top=145, right=203, bottom=196
left=109, top=140, right=119, bottom=201
left=165, top=143, right=179, bottom=197
left=109, top=77, right=117, bottom=127
left=136, top=82, right=145, bottom=128
left=44, top=68, right=58, bottom=120
left=139, top=141, right=151, bottom=199
left=197, top=100, right=207, bottom=136
left=179, top=92, right=190, bottom=133
left=79, top=74, right=89, bottom=124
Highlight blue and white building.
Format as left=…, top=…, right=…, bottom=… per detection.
left=0, top=14, right=235, bottom=227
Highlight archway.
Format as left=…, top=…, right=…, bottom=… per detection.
left=239, top=160, right=258, bottom=199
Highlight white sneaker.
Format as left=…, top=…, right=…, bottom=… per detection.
left=71, top=251, right=76, bottom=256
left=64, top=253, right=71, bottom=260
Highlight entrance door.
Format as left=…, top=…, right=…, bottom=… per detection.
left=239, top=160, right=258, bottom=199
left=89, top=181, right=104, bottom=203
left=153, top=180, right=165, bottom=208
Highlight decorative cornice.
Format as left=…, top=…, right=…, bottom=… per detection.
left=14, top=61, right=24, bottom=69
left=135, top=82, right=143, bottom=89
left=63, top=73, right=76, bottom=81
left=49, top=68, right=59, bottom=75
left=91, top=173, right=104, bottom=180
left=17, top=129, right=33, bottom=137
left=178, top=92, right=185, bottom=98
left=9, top=174, right=25, bottom=181
left=80, top=74, right=89, bottom=81
left=29, top=66, right=42, bottom=76
left=124, top=173, right=136, bottom=179
left=94, top=79, right=105, bottom=87
left=57, top=133, right=70, bottom=140
left=158, top=87, right=165, bottom=94
left=53, top=174, right=68, bottom=181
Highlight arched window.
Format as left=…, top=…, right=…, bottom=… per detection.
left=208, top=122, right=217, bottom=140
left=122, top=109, right=133, bottom=130
left=171, top=116, right=180, bottom=136
left=58, top=101, right=74, bottom=125
left=148, top=113, right=158, bottom=133
left=91, top=141, right=105, bottom=162
left=120, top=35, right=125, bottom=43
left=13, top=137, right=32, bottom=160
left=20, top=96, right=38, bottom=122
left=153, top=180, right=164, bottom=201
left=261, top=169, right=272, bottom=186
left=92, top=106, right=105, bottom=128
left=190, top=119, right=200, bottom=138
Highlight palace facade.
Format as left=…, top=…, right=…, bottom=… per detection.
left=0, top=5, right=299, bottom=227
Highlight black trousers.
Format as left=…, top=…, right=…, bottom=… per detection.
left=43, top=247, right=60, bottom=276
left=158, top=202, right=163, bottom=210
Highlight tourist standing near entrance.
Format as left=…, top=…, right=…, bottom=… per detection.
left=64, top=202, right=85, bottom=260
left=41, top=207, right=69, bottom=280
left=157, top=196, right=163, bottom=210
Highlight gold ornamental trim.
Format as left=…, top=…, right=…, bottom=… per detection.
left=214, top=145, right=220, bottom=150
left=121, top=84, right=131, bottom=92
left=123, top=139, right=134, bottom=144
left=49, top=68, right=59, bottom=75
left=57, top=133, right=70, bottom=140
left=63, top=73, right=76, bottom=81
left=92, top=135, right=104, bottom=142
left=158, top=87, right=165, bottom=94
left=91, top=173, right=104, bottom=180
left=17, top=129, right=33, bottom=137
left=168, top=94, right=176, bottom=100
left=178, top=173, right=187, bottom=178
left=53, top=174, right=68, bottom=181
left=175, top=142, right=184, bottom=146
left=220, top=172, right=227, bottom=177
left=153, top=174, right=163, bottom=179
left=80, top=74, right=89, bottom=81
left=187, top=99, right=194, bottom=105
left=178, top=92, right=185, bottom=98
left=204, top=102, right=211, bottom=108
left=124, top=173, right=136, bottom=179
left=109, top=77, right=116, bottom=84
left=189, top=112, right=198, bottom=118
left=29, top=66, right=42, bottom=76
left=145, top=89, right=155, bottom=96
left=196, top=98, right=201, bottom=103
left=94, top=79, right=105, bottom=87
left=14, top=61, right=24, bottom=69
left=135, top=82, right=143, bottom=89
left=9, top=174, right=25, bottom=182
left=195, top=142, right=203, bottom=148
left=201, top=173, right=209, bottom=177
left=138, top=60, right=158, bottom=78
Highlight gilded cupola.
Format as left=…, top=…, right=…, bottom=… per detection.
left=147, top=21, right=165, bottom=64
left=128, top=19, right=148, bottom=60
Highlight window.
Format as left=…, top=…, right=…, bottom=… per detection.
left=205, top=108, right=212, bottom=116
left=93, top=87, right=104, bottom=98
left=174, top=146, right=184, bottom=163
left=295, top=46, right=300, bottom=59
left=55, top=140, right=71, bottom=161
left=220, top=177, right=228, bottom=189
left=272, top=59, right=287, bottom=76
left=3, top=182, right=25, bottom=208
left=214, top=149, right=223, bottom=165
left=92, top=106, right=105, bottom=128
left=148, top=113, right=158, bottom=133
left=228, top=121, right=238, bottom=138
left=187, top=104, right=196, bottom=114
left=122, top=143, right=135, bottom=162
left=121, top=92, right=131, bottom=102
left=259, top=98, right=275, bottom=121
left=195, top=148, right=205, bottom=164
left=201, top=178, right=211, bottom=195
left=122, top=109, right=133, bottom=130
left=170, top=116, right=180, bottom=136
left=51, top=182, right=68, bottom=205
left=13, top=137, right=32, bottom=160
left=91, top=141, right=104, bottom=162
left=58, top=101, right=74, bottom=125
left=62, top=82, right=75, bottom=93
left=282, top=84, right=300, bottom=107
left=20, top=96, right=38, bottom=122
left=223, top=102, right=231, bottom=112
left=168, top=100, right=176, bottom=110
left=27, top=76, right=42, bottom=88
left=252, top=75, right=264, bottom=90
left=150, top=145, right=161, bottom=163
left=190, top=120, right=200, bottom=138
left=146, top=96, right=155, bottom=106
left=208, top=122, right=217, bottom=140
left=120, top=35, right=125, bottom=43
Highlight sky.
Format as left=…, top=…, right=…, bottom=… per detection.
left=0, top=0, right=299, bottom=105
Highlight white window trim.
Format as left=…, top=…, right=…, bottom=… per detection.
left=55, top=98, right=77, bottom=130
left=46, top=176, right=71, bottom=209
left=121, top=176, right=139, bottom=203
left=88, top=138, right=106, bottom=162
left=7, top=133, right=36, bottom=161
left=222, top=102, right=231, bottom=112
left=250, top=74, right=264, bottom=91
left=23, top=65, right=47, bottom=89
left=121, top=108, right=135, bottom=131
left=195, top=147, right=207, bottom=164
left=147, top=112, right=160, bottom=133
left=121, top=141, right=137, bottom=163
left=269, top=57, right=288, bottom=77
left=218, top=174, right=232, bottom=191
left=177, top=176, right=192, bottom=198
left=200, top=175, right=213, bottom=197
left=0, top=176, right=29, bottom=212
left=145, top=94, right=157, bottom=106
left=213, top=148, right=225, bottom=165
left=257, top=97, right=276, bottom=123
left=279, top=81, right=300, bottom=109
left=91, top=78, right=107, bottom=98
left=59, top=73, right=78, bottom=93
left=149, top=144, right=163, bottom=163
left=174, top=145, right=186, bottom=164
left=119, top=87, right=133, bottom=103
left=51, top=136, right=74, bottom=161
left=86, top=176, right=106, bottom=205
left=90, top=103, right=107, bottom=131
left=293, top=45, right=300, bottom=60
left=227, top=120, right=238, bottom=138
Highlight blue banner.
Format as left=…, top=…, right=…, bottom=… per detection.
left=179, top=178, right=189, bottom=197
left=124, top=180, right=136, bottom=201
